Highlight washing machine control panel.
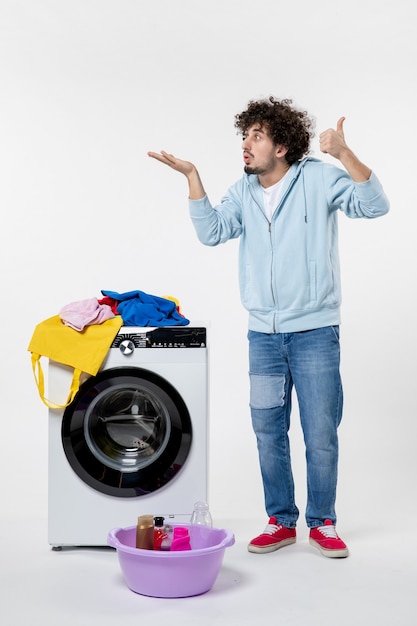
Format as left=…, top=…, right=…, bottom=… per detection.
left=111, top=327, right=206, bottom=350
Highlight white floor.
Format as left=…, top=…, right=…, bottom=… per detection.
left=2, top=515, right=416, bottom=626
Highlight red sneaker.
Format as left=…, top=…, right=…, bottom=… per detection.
left=309, top=519, right=349, bottom=558
left=248, top=517, right=296, bottom=553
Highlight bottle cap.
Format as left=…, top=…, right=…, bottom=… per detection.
left=194, top=500, right=209, bottom=510
left=137, top=514, right=154, bottom=529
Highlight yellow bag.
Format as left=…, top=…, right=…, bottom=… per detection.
left=28, top=315, right=123, bottom=409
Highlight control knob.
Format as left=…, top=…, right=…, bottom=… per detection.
left=119, top=339, right=135, bottom=355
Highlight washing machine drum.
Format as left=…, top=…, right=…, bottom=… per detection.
left=61, top=368, right=192, bottom=497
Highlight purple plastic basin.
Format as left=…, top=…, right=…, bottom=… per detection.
left=107, top=523, right=235, bottom=598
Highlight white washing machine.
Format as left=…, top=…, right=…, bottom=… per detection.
left=48, top=325, right=208, bottom=548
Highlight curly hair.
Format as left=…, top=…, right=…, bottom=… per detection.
left=234, top=97, right=315, bottom=165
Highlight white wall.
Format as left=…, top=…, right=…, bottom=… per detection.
left=1, top=0, right=415, bottom=527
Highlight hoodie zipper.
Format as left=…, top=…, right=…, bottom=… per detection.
left=246, top=168, right=305, bottom=332
left=247, top=182, right=277, bottom=329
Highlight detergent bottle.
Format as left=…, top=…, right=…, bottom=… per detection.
left=170, top=526, right=192, bottom=551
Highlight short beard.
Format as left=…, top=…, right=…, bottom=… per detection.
left=244, top=165, right=263, bottom=175
left=244, top=158, right=275, bottom=176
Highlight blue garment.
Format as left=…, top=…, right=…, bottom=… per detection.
left=248, top=326, right=343, bottom=528
left=189, top=158, right=389, bottom=334
left=101, top=290, right=189, bottom=326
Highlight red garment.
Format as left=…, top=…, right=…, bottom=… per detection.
left=98, top=296, right=119, bottom=315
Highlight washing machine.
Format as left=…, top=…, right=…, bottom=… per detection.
left=48, top=325, right=208, bottom=548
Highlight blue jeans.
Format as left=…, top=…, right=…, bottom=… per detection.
left=248, top=326, right=343, bottom=528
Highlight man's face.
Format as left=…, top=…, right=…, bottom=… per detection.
left=241, top=124, right=279, bottom=175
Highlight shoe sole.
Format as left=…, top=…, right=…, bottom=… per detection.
left=309, top=538, right=349, bottom=558
left=247, top=537, right=296, bottom=554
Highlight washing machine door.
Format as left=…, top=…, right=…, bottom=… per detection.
left=61, top=367, right=192, bottom=497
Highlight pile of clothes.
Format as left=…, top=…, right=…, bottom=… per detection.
left=59, top=289, right=189, bottom=331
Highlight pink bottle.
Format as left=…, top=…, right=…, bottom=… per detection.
left=170, top=526, right=192, bottom=551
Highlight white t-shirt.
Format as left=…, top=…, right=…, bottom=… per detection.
left=261, top=170, right=292, bottom=221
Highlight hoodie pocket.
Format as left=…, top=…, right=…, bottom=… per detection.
left=309, top=261, right=317, bottom=302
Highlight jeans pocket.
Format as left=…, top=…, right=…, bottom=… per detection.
left=249, top=373, right=285, bottom=409
left=330, top=325, right=340, bottom=341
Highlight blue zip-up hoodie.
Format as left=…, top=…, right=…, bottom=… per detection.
left=189, top=157, right=389, bottom=333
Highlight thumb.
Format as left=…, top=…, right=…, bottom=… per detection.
left=336, top=116, right=346, bottom=138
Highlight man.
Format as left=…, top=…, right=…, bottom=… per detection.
left=148, top=97, right=389, bottom=558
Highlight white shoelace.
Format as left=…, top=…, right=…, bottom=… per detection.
left=316, top=524, right=338, bottom=538
left=263, top=522, right=282, bottom=535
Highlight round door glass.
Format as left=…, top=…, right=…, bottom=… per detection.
left=62, top=368, right=192, bottom=497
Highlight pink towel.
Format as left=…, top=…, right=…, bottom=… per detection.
left=59, top=297, right=115, bottom=331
